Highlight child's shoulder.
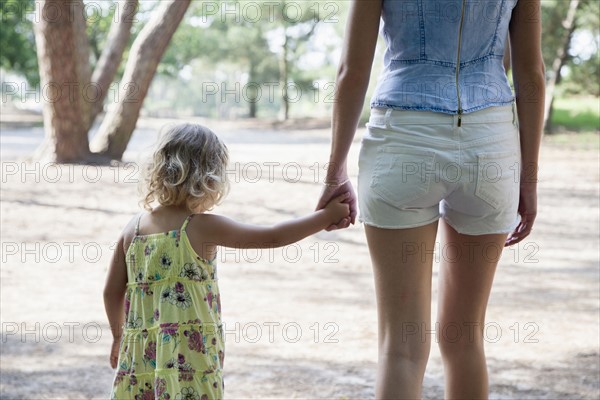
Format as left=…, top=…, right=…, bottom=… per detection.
left=120, top=212, right=143, bottom=250
left=187, top=212, right=232, bottom=232
left=186, top=213, right=244, bottom=243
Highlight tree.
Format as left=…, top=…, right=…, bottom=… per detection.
left=33, top=0, right=90, bottom=162
left=561, top=0, right=600, bottom=97
left=32, top=0, right=189, bottom=162
left=90, top=0, right=191, bottom=159
left=161, top=1, right=279, bottom=119
left=157, top=0, right=327, bottom=120
left=164, top=2, right=276, bottom=118
left=87, top=0, right=138, bottom=131
left=543, top=0, right=582, bottom=132
left=273, top=0, right=321, bottom=120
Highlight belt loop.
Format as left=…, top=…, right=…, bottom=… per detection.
left=384, top=108, right=393, bottom=129
left=512, top=102, right=518, bottom=128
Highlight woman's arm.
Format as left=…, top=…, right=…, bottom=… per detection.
left=193, top=194, right=350, bottom=249
left=316, top=0, right=383, bottom=228
left=506, top=0, right=545, bottom=246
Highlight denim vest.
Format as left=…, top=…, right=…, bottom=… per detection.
left=371, top=0, right=518, bottom=116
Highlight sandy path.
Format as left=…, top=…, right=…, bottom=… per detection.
left=1, top=118, right=598, bottom=399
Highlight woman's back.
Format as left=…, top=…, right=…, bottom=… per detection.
left=372, top=0, right=518, bottom=114
left=110, top=214, right=224, bottom=399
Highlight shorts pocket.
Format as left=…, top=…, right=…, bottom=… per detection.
left=474, top=151, right=520, bottom=209
left=370, top=146, right=436, bottom=207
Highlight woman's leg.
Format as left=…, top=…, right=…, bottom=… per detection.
left=436, top=219, right=508, bottom=399
left=365, top=221, right=439, bottom=399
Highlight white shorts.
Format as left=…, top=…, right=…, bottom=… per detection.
left=357, top=104, right=521, bottom=235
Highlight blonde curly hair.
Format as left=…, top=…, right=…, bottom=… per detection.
left=142, top=123, right=230, bottom=212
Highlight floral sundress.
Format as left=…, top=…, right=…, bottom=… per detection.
left=110, top=214, right=224, bottom=400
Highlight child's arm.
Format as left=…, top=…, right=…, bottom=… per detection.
left=198, top=193, right=350, bottom=249
left=103, top=220, right=134, bottom=368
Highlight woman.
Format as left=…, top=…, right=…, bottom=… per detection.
left=316, top=0, right=545, bottom=398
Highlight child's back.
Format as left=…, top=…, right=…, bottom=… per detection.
left=110, top=213, right=223, bottom=399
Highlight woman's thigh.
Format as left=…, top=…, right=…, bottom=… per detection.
left=436, top=218, right=508, bottom=340
left=364, top=221, right=439, bottom=351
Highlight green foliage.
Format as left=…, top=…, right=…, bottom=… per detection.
left=563, top=55, right=600, bottom=97
left=0, top=0, right=39, bottom=85
left=551, top=96, right=600, bottom=131
left=160, top=0, right=333, bottom=117
left=85, top=1, right=119, bottom=63
left=87, top=0, right=154, bottom=81
left=162, top=1, right=275, bottom=77
left=541, top=0, right=599, bottom=96
left=562, top=0, right=600, bottom=96
left=541, top=1, right=570, bottom=69
left=3, top=0, right=596, bottom=119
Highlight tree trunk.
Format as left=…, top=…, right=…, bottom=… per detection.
left=71, top=0, right=92, bottom=130
left=249, top=93, right=258, bottom=118
left=544, top=0, right=580, bottom=132
left=87, top=0, right=138, bottom=131
left=90, top=0, right=191, bottom=160
left=279, top=31, right=289, bottom=121
left=33, top=0, right=89, bottom=163
left=248, top=61, right=258, bottom=118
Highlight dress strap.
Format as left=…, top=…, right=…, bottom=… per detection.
left=135, top=213, right=143, bottom=236
left=181, top=214, right=195, bottom=233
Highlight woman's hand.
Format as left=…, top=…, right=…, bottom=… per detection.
left=505, top=184, right=537, bottom=246
left=110, top=336, right=121, bottom=369
left=316, top=178, right=357, bottom=231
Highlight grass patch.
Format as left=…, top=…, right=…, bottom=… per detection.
left=551, top=96, right=599, bottom=131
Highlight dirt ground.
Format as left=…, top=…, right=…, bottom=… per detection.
left=1, top=115, right=599, bottom=399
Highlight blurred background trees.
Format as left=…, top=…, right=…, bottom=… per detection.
left=1, top=0, right=598, bottom=163
left=1, top=0, right=38, bottom=85
left=541, top=0, right=599, bottom=132
left=88, top=0, right=191, bottom=159
left=2, top=0, right=191, bottom=161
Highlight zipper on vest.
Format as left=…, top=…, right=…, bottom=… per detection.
left=455, top=0, right=467, bottom=127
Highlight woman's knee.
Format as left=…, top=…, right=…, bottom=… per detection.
left=437, top=326, right=485, bottom=358
left=379, top=334, right=431, bottom=368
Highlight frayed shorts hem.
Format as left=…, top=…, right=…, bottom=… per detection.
left=442, top=214, right=519, bottom=236
left=359, top=213, right=518, bottom=236
left=358, top=214, right=440, bottom=230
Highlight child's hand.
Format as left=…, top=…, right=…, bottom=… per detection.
left=324, top=192, right=351, bottom=225
left=110, top=337, right=121, bottom=369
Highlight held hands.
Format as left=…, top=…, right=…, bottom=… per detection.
left=317, top=176, right=357, bottom=231
left=323, top=192, right=351, bottom=227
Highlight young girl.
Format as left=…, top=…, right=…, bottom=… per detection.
left=103, top=123, right=350, bottom=399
